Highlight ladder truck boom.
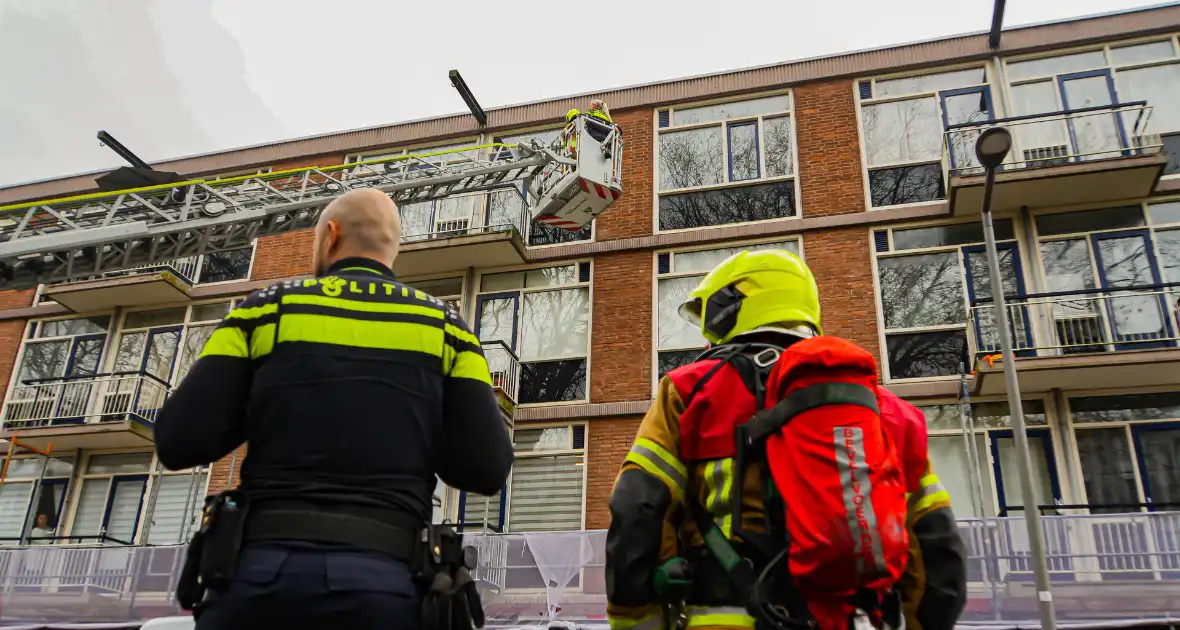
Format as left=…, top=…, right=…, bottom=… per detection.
left=0, top=117, right=623, bottom=291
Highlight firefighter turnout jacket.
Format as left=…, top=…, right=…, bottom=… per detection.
left=605, top=364, right=967, bottom=630
left=155, top=257, right=514, bottom=531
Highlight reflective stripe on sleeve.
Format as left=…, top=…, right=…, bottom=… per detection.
left=625, top=438, right=687, bottom=499
left=609, top=613, right=665, bottom=630
left=912, top=472, right=951, bottom=512
left=704, top=458, right=735, bottom=539
left=685, top=606, right=756, bottom=628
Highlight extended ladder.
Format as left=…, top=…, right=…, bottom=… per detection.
left=0, top=120, right=623, bottom=291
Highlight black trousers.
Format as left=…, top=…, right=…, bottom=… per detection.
left=195, top=542, right=421, bottom=630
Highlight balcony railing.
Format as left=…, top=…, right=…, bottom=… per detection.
left=1, top=371, right=171, bottom=431
left=945, top=102, right=1162, bottom=178
left=1, top=513, right=1179, bottom=626
left=481, top=340, right=522, bottom=405
left=969, top=283, right=1180, bottom=356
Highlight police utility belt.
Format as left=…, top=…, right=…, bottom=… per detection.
left=178, top=490, right=485, bottom=630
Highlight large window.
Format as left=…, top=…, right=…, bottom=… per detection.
left=508, top=425, right=586, bottom=532
left=1004, top=37, right=1180, bottom=176
left=873, top=219, right=1027, bottom=380
left=654, top=239, right=802, bottom=379
left=857, top=66, right=990, bottom=207
left=0, top=456, right=75, bottom=544
left=917, top=400, right=1056, bottom=518
left=114, top=302, right=235, bottom=389
left=476, top=263, right=591, bottom=404
left=492, top=128, right=593, bottom=246
left=656, top=94, right=798, bottom=231
left=144, top=463, right=209, bottom=544
left=1067, top=390, right=1180, bottom=513
left=1032, top=201, right=1180, bottom=352
left=4, top=316, right=110, bottom=424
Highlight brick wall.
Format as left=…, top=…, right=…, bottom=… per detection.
left=207, top=445, right=246, bottom=494
left=595, top=108, right=654, bottom=241
left=251, top=229, right=315, bottom=281
left=590, top=251, right=653, bottom=403
left=794, top=79, right=868, bottom=217
left=0, top=319, right=28, bottom=406
left=585, top=416, right=640, bottom=529
left=803, top=228, right=881, bottom=363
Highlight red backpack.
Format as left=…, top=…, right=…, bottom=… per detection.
left=678, top=336, right=909, bottom=630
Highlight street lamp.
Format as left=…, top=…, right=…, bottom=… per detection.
left=974, top=126, right=1058, bottom=630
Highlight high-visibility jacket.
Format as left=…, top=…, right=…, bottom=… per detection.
left=605, top=355, right=966, bottom=630
left=587, top=108, right=613, bottom=124
left=155, top=256, right=514, bottom=527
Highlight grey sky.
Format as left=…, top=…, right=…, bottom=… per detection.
left=0, top=0, right=1165, bottom=188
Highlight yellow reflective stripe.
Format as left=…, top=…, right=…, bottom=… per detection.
left=283, top=292, right=444, bottom=319
left=912, top=473, right=950, bottom=512
left=226, top=301, right=278, bottom=321
left=442, top=322, right=488, bottom=383
left=449, top=350, right=492, bottom=385
left=704, top=458, right=735, bottom=538
left=199, top=326, right=248, bottom=359
left=686, top=607, right=755, bottom=628
left=625, top=450, right=686, bottom=501
left=444, top=322, right=481, bottom=347
left=277, top=313, right=443, bottom=355
left=251, top=323, right=277, bottom=359
left=609, top=613, right=664, bottom=630
left=635, top=438, right=687, bottom=479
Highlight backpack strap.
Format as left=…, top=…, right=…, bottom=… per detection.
left=742, top=383, right=879, bottom=449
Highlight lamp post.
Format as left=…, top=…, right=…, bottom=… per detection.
left=974, top=126, right=1058, bottom=630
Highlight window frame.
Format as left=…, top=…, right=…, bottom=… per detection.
left=503, top=421, right=588, bottom=535
left=402, top=272, right=469, bottom=320
left=0, top=454, right=76, bottom=545
left=870, top=214, right=1033, bottom=383
left=474, top=261, right=594, bottom=407
left=142, top=461, right=210, bottom=545
left=999, top=34, right=1180, bottom=180
left=1061, top=383, right=1180, bottom=512
left=111, top=298, right=244, bottom=388
left=61, top=449, right=154, bottom=545
left=650, top=236, right=805, bottom=392
left=853, top=62, right=996, bottom=211
left=914, top=394, right=1065, bottom=519
left=653, top=90, right=802, bottom=234
left=3, top=314, right=115, bottom=414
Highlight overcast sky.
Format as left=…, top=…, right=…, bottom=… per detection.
left=0, top=0, right=1167, bottom=188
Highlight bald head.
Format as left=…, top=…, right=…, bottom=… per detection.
left=312, top=188, right=402, bottom=276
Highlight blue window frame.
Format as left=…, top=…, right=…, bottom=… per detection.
left=1090, top=229, right=1175, bottom=350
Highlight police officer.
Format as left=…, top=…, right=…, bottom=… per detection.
left=155, top=188, right=514, bottom=630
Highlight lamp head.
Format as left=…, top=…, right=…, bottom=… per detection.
left=975, top=126, right=1013, bottom=169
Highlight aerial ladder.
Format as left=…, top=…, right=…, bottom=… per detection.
left=0, top=116, right=623, bottom=291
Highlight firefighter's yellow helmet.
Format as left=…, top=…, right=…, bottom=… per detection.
left=566, top=108, right=581, bottom=122
left=678, top=249, right=822, bottom=346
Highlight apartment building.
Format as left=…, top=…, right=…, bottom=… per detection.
left=0, top=4, right=1178, bottom=571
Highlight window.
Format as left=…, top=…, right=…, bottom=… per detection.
left=1032, top=202, right=1180, bottom=352
left=69, top=453, right=153, bottom=544
left=348, top=142, right=489, bottom=241
left=404, top=276, right=465, bottom=318
left=492, top=128, right=593, bottom=246
left=656, top=94, right=798, bottom=230
left=654, top=240, right=802, bottom=379
left=116, top=301, right=234, bottom=387
left=1004, top=38, right=1180, bottom=176
left=917, top=400, right=1054, bottom=519
left=145, top=465, right=208, bottom=544
left=191, top=246, right=254, bottom=284
left=4, top=316, right=110, bottom=426
left=873, top=219, right=1026, bottom=380
left=507, top=425, right=586, bottom=532
left=1068, top=391, right=1180, bottom=514
left=476, top=263, right=591, bottom=404
left=857, top=67, right=989, bottom=207
left=0, top=457, right=74, bottom=544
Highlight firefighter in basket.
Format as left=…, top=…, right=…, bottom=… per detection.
left=605, top=249, right=967, bottom=630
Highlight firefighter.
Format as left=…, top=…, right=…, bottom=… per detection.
left=604, top=249, right=967, bottom=630
left=563, top=108, right=582, bottom=156
left=586, top=99, right=613, bottom=125
left=155, top=188, right=514, bottom=630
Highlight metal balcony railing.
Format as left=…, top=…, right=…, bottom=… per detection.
left=945, top=102, right=1162, bottom=178
left=1, top=371, right=171, bottom=431
left=969, top=283, right=1180, bottom=357
left=481, top=340, right=522, bottom=405
left=1, top=513, right=1180, bottom=626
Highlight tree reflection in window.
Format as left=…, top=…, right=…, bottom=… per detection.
left=878, top=252, right=965, bottom=329
left=197, top=247, right=253, bottom=284
left=660, top=181, right=796, bottom=231
left=886, top=330, right=968, bottom=379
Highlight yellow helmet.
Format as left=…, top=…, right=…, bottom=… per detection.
left=566, top=108, right=581, bottom=122
left=678, top=249, right=822, bottom=346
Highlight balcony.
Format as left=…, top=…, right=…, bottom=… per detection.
left=946, top=103, right=1169, bottom=215
left=1, top=513, right=1179, bottom=627
left=0, top=372, right=168, bottom=451
left=41, top=258, right=198, bottom=312
left=482, top=340, right=523, bottom=418
left=969, top=283, right=1180, bottom=395
left=392, top=191, right=529, bottom=278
